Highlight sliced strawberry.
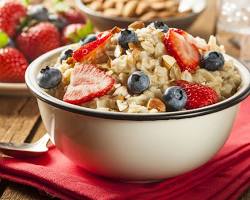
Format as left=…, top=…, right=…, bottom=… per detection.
left=164, top=28, right=200, bottom=73
left=63, top=64, right=115, bottom=105
left=72, top=31, right=112, bottom=63
left=72, top=27, right=120, bottom=63
left=176, top=80, right=219, bottom=110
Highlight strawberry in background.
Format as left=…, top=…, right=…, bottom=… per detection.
left=0, top=0, right=27, bottom=37
left=16, top=22, right=61, bottom=61
left=62, top=21, right=94, bottom=44
left=0, top=0, right=94, bottom=83
left=0, top=32, right=28, bottom=82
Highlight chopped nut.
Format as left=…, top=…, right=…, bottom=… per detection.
left=66, top=57, right=75, bottom=66
left=103, top=0, right=116, bottom=9
left=147, top=98, right=166, bottom=112
left=140, top=11, right=157, bottom=21
left=135, top=2, right=149, bottom=16
left=116, top=100, right=128, bottom=111
left=162, top=55, right=176, bottom=69
left=150, top=2, right=166, bottom=11
left=103, top=8, right=121, bottom=17
left=122, top=0, right=138, bottom=17
left=113, top=86, right=129, bottom=97
left=128, top=21, right=145, bottom=30
left=88, top=1, right=102, bottom=11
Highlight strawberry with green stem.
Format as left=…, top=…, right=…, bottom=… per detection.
left=62, top=20, right=94, bottom=44
left=16, top=22, right=61, bottom=61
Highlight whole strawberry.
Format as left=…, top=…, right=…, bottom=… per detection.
left=59, top=8, right=86, bottom=24
left=16, top=22, right=61, bottom=61
left=0, top=47, right=28, bottom=82
left=176, top=80, right=219, bottom=110
left=62, top=23, right=85, bottom=44
left=0, top=0, right=27, bottom=37
left=62, top=20, right=94, bottom=44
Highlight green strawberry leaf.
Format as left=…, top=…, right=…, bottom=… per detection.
left=0, top=31, right=10, bottom=48
left=76, top=20, right=94, bottom=40
left=22, top=0, right=29, bottom=6
left=66, top=21, right=94, bottom=44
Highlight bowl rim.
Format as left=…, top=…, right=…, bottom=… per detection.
left=25, top=45, right=250, bottom=121
left=75, top=0, right=205, bottom=23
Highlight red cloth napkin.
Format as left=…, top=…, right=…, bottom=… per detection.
left=0, top=98, right=250, bottom=200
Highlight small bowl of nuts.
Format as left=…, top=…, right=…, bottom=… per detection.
left=75, top=0, right=206, bottom=31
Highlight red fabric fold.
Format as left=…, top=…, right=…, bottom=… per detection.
left=0, top=97, right=249, bottom=200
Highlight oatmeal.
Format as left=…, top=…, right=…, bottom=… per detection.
left=37, top=22, right=241, bottom=113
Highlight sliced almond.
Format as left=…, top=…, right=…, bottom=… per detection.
left=116, top=100, right=128, bottom=111
left=128, top=21, right=145, bottom=30
left=162, top=55, right=176, bottom=69
left=140, top=11, right=157, bottom=21
left=103, top=0, right=116, bottom=9
left=122, top=1, right=138, bottom=17
left=115, top=1, right=124, bottom=16
left=147, top=98, right=166, bottom=112
left=135, top=1, right=149, bottom=16
left=103, top=8, right=121, bottom=17
left=165, top=0, right=178, bottom=9
left=150, top=2, right=167, bottom=11
left=88, top=1, right=102, bottom=11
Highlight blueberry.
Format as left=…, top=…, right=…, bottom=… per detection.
left=152, top=21, right=169, bottom=33
left=163, top=86, right=187, bottom=111
left=200, top=51, right=225, bottom=71
left=28, top=5, right=49, bottom=21
left=37, top=66, right=62, bottom=89
left=127, top=71, right=150, bottom=94
left=48, top=14, right=68, bottom=30
left=60, top=49, right=73, bottom=63
left=118, top=29, right=138, bottom=50
left=80, top=34, right=97, bottom=46
left=7, top=39, right=15, bottom=47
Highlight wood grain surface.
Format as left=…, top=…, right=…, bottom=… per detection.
left=0, top=0, right=249, bottom=199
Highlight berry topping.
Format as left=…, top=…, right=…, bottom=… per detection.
left=16, top=22, right=61, bottom=61
left=118, top=29, right=138, bottom=50
left=162, top=86, right=187, bottom=111
left=127, top=71, right=150, bottom=94
left=0, top=47, right=28, bottom=83
left=63, top=64, right=115, bottom=105
left=80, top=34, right=97, bottom=46
left=200, top=51, right=225, bottom=71
left=164, top=28, right=200, bottom=72
left=27, top=5, right=49, bottom=21
left=176, top=80, right=219, bottom=110
left=60, top=49, right=73, bottom=63
left=37, top=66, right=62, bottom=89
left=152, top=21, right=169, bottom=33
left=72, top=31, right=113, bottom=63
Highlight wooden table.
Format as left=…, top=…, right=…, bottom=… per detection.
left=0, top=0, right=249, bottom=199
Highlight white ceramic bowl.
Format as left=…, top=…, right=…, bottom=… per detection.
left=25, top=46, right=250, bottom=181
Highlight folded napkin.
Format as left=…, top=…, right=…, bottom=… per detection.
left=0, top=97, right=250, bottom=200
